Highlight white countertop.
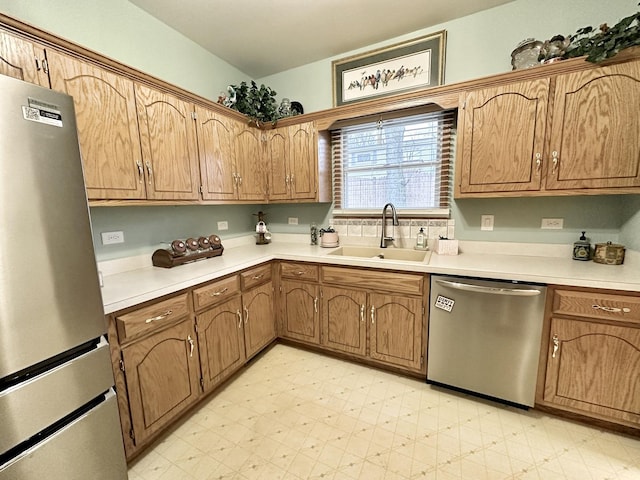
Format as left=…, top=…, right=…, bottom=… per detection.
left=99, top=235, right=640, bottom=314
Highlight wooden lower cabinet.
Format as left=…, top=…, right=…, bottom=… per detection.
left=542, top=317, right=640, bottom=426
left=195, top=296, right=246, bottom=392
left=280, top=279, right=320, bottom=344
left=243, top=281, right=276, bottom=358
left=121, top=318, right=201, bottom=447
left=369, top=293, right=423, bottom=371
left=538, top=286, right=640, bottom=429
left=322, top=286, right=367, bottom=356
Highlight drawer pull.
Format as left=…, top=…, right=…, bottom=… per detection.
left=252, top=273, right=264, bottom=280
left=552, top=334, right=559, bottom=358
left=210, top=287, right=228, bottom=297
left=592, top=304, right=631, bottom=314
left=145, top=310, right=173, bottom=324
left=360, top=304, right=365, bottom=323
left=295, top=271, right=305, bottom=276
left=236, top=309, right=243, bottom=329
left=187, top=335, right=194, bottom=358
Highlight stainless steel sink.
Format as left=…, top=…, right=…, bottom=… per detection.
left=327, top=246, right=431, bottom=263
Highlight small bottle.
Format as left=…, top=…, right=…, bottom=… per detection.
left=572, top=231, right=591, bottom=261
left=310, top=222, right=318, bottom=245
left=416, top=227, right=426, bottom=249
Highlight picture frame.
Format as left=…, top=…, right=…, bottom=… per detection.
left=332, top=31, right=447, bottom=107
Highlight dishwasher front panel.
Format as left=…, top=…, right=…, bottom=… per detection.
left=427, top=275, right=547, bottom=407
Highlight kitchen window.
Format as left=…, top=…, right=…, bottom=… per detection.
left=331, top=107, right=455, bottom=217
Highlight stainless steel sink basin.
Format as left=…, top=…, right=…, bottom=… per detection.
left=327, top=246, right=431, bottom=263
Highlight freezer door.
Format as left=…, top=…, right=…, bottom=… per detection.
left=0, top=338, right=115, bottom=455
left=0, top=390, right=128, bottom=480
left=0, top=75, right=107, bottom=379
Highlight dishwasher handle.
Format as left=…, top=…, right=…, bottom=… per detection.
left=435, top=279, right=543, bottom=296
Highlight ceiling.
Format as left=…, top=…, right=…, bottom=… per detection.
left=129, top=0, right=515, bottom=78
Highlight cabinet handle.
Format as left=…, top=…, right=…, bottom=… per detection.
left=314, top=297, right=318, bottom=313
left=535, top=153, right=541, bottom=171
left=285, top=174, right=290, bottom=187
left=370, top=305, right=375, bottom=324
left=552, top=334, right=559, bottom=358
left=144, top=309, right=172, bottom=324
left=295, top=271, right=305, bottom=276
left=252, top=273, right=264, bottom=280
left=145, top=161, right=153, bottom=185
left=236, top=309, right=242, bottom=329
left=244, top=306, right=249, bottom=324
left=232, top=172, right=238, bottom=187
left=592, top=304, right=631, bottom=314
left=238, top=175, right=243, bottom=186
left=290, top=174, right=295, bottom=186
left=551, top=151, right=559, bottom=173
left=187, top=335, right=194, bottom=358
left=209, top=287, right=228, bottom=297
left=360, top=304, right=365, bottom=322
left=136, top=161, right=144, bottom=183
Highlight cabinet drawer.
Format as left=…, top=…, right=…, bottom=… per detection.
left=321, top=266, right=423, bottom=295
left=281, top=262, right=319, bottom=282
left=553, top=289, right=640, bottom=325
left=193, top=275, right=240, bottom=311
left=241, top=264, right=272, bottom=290
left=115, top=292, right=190, bottom=342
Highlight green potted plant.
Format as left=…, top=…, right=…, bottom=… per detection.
left=563, top=3, right=640, bottom=62
left=225, top=80, right=279, bottom=127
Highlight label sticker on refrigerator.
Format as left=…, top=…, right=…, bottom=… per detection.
left=22, top=99, right=63, bottom=127
left=434, top=295, right=455, bottom=312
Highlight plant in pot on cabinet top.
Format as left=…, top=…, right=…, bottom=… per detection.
left=222, top=80, right=279, bottom=127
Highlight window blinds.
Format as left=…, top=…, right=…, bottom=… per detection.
left=331, top=109, right=455, bottom=214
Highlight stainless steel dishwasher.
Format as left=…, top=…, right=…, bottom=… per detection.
left=427, top=275, right=547, bottom=407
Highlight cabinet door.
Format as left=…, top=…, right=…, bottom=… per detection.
left=235, top=126, right=267, bottom=201
left=195, top=297, right=246, bottom=392
left=47, top=50, right=145, bottom=200
left=321, top=285, right=367, bottom=357
left=0, top=30, right=48, bottom=87
left=369, top=293, right=423, bottom=371
left=243, top=282, right=276, bottom=358
left=280, top=280, right=319, bottom=344
left=543, top=317, right=640, bottom=424
left=546, top=61, right=640, bottom=190
left=122, top=319, right=200, bottom=446
left=195, top=105, right=238, bottom=200
left=135, top=84, right=200, bottom=200
left=266, top=128, right=289, bottom=200
left=457, top=79, right=549, bottom=194
left=289, top=122, right=317, bottom=200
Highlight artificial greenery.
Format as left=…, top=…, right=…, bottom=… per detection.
left=227, top=80, right=279, bottom=124
left=563, top=3, right=640, bottom=63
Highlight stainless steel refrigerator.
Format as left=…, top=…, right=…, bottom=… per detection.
left=0, top=75, right=128, bottom=478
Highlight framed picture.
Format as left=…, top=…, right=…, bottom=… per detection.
left=332, top=31, right=447, bottom=107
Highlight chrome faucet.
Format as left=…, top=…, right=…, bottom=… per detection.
left=380, top=203, right=398, bottom=248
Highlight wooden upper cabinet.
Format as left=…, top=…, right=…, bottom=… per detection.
left=266, top=128, right=289, bottom=201
left=267, top=122, right=318, bottom=202
left=289, top=122, right=317, bottom=200
left=194, top=105, right=237, bottom=201
left=47, top=51, right=145, bottom=200
left=456, top=79, right=549, bottom=194
left=0, top=30, right=48, bottom=87
left=135, top=84, right=200, bottom=200
left=234, top=125, right=267, bottom=201
left=545, top=60, right=640, bottom=190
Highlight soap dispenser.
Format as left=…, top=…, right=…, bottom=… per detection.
left=415, top=227, right=426, bottom=250
left=572, top=231, right=591, bottom=261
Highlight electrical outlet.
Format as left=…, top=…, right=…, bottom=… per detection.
left=217, top=221, right=229, bottom=231
left=481, top=215, right=494, bottom=231
left=101, top=231, right=124, bottom=245
left=288, top=217, right=299, bottom=225
left=541, top=218, right=564, bottom=229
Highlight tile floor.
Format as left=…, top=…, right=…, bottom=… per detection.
left=128, top=344, right=640, bottom=480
